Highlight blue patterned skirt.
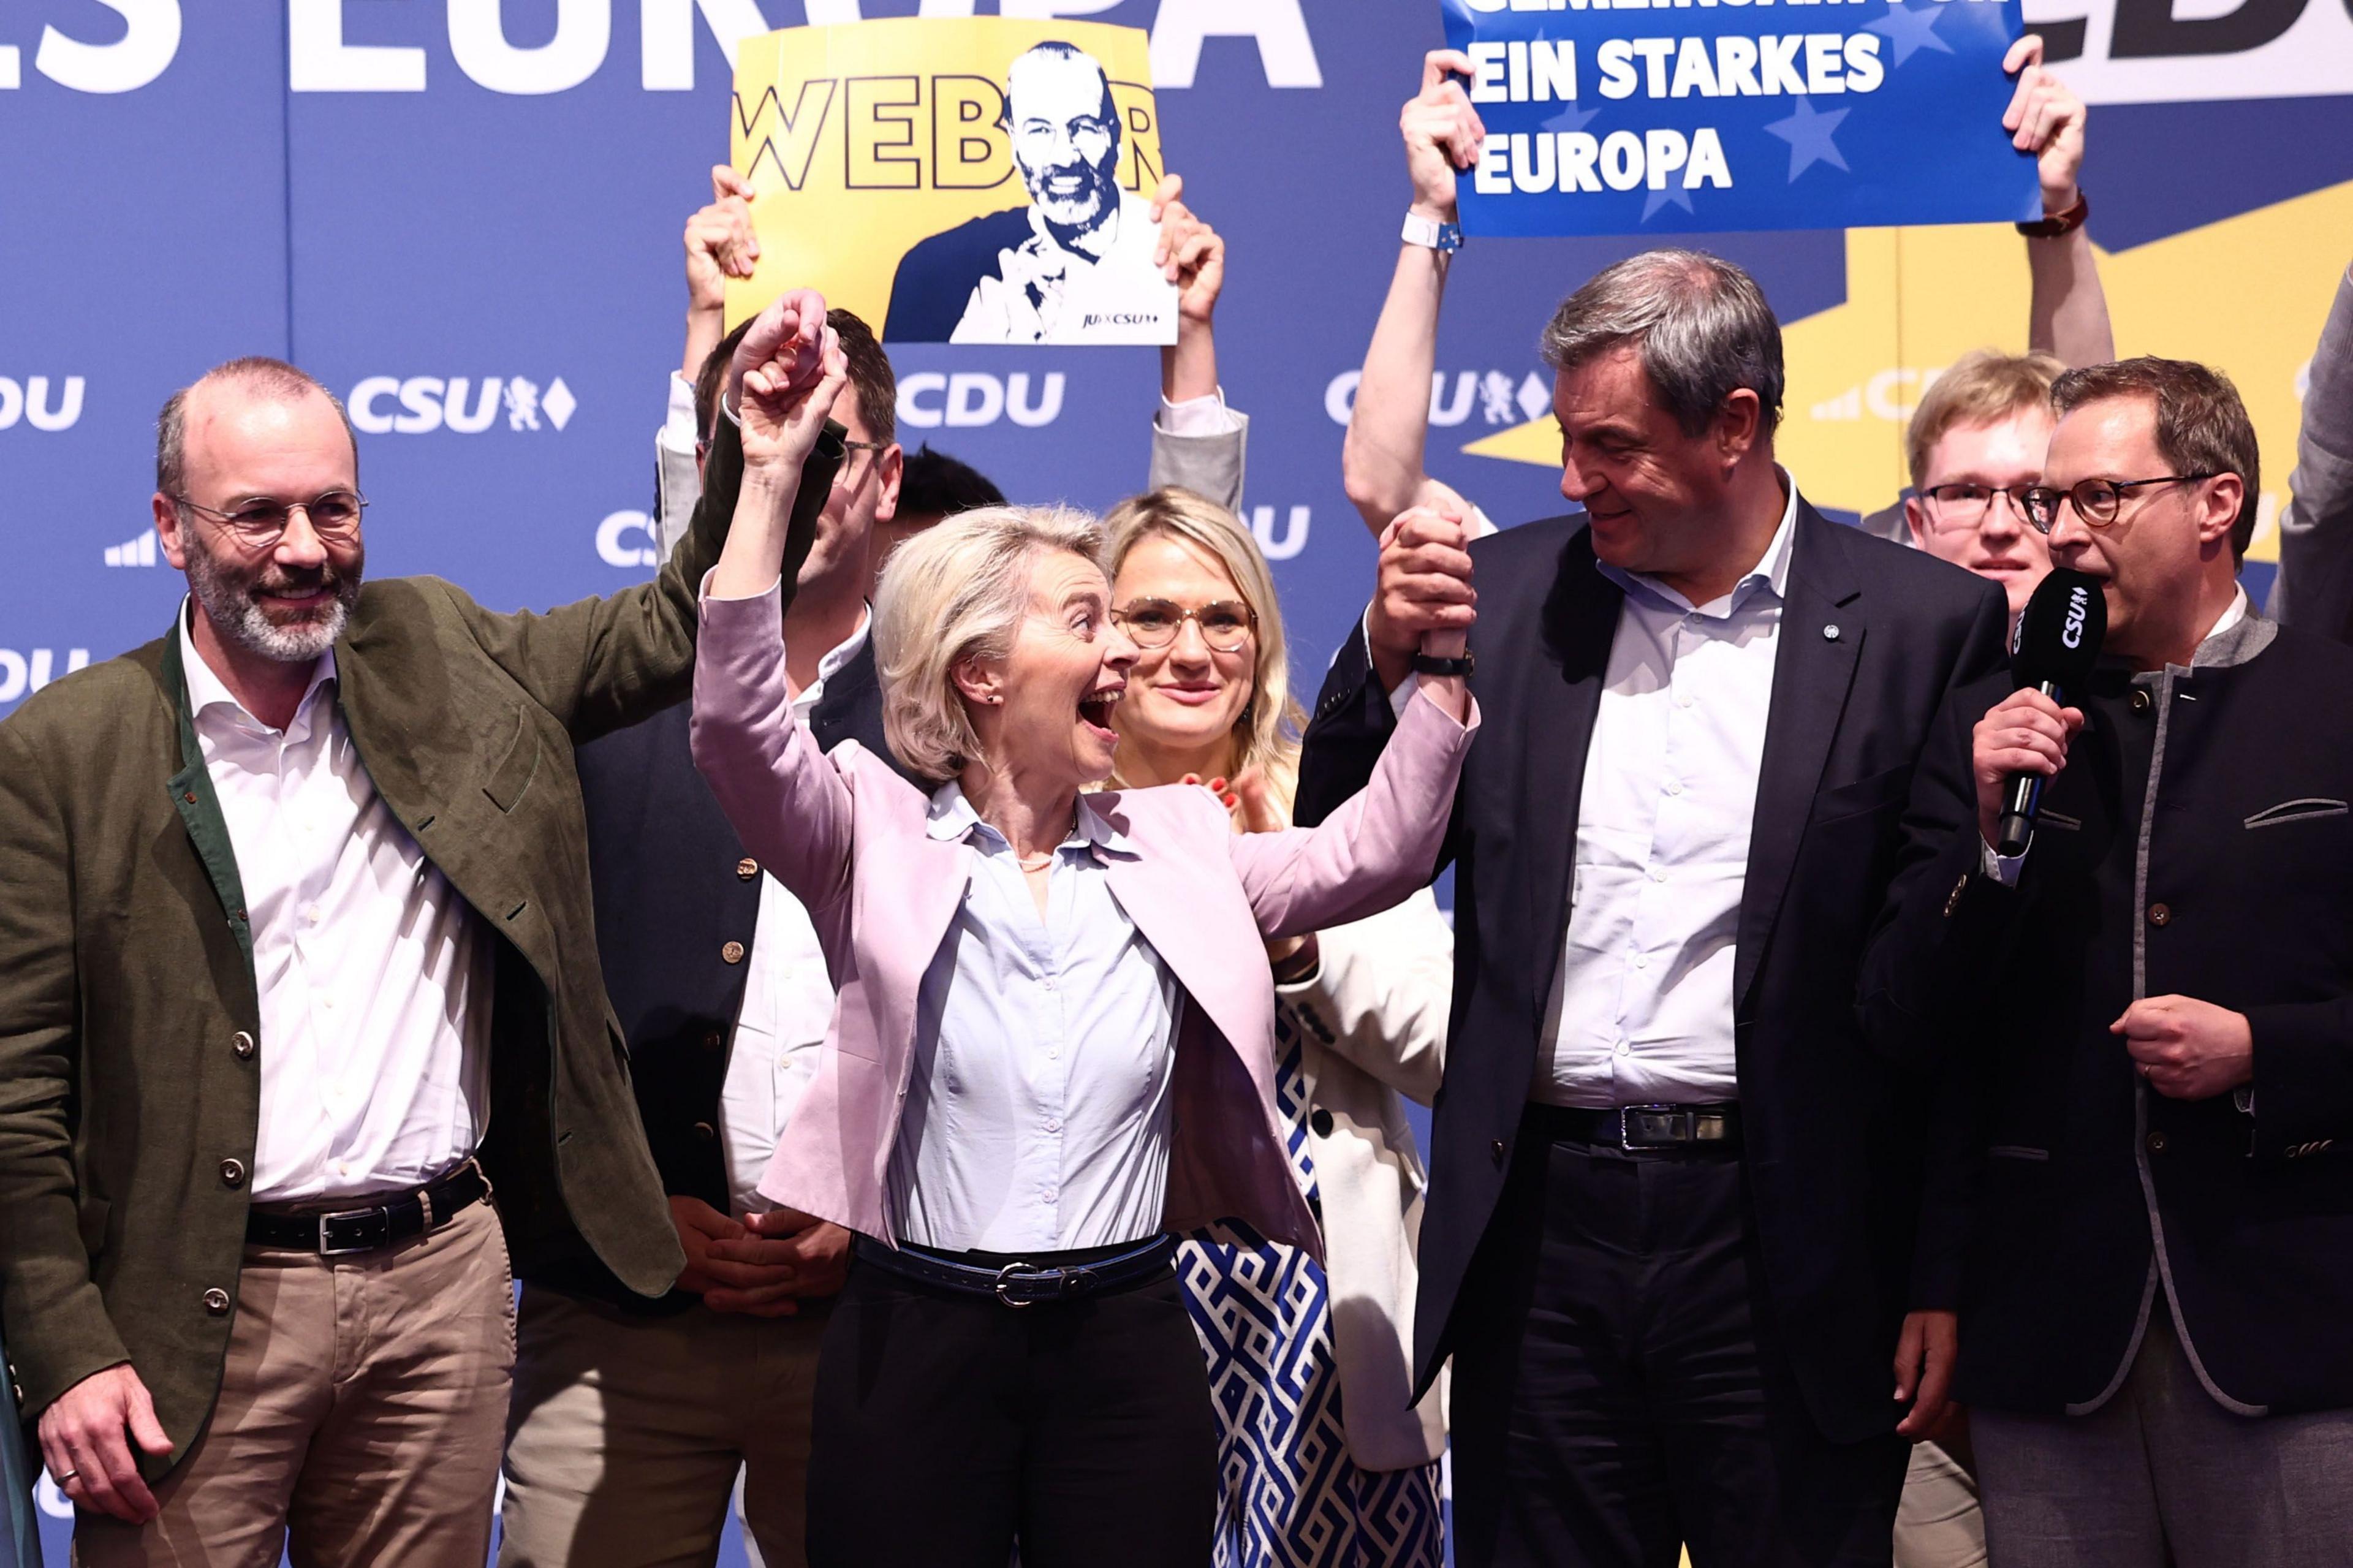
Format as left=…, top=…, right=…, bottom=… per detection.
left=1177, top=1028, right=1446, bottom=1568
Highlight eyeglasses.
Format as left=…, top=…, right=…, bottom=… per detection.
left=1112, top=598, right=1258, bottom=653
left=1920, top=483, right=2033, bottom=532
left=833, top=439, right=890, bottom=490
left=2020, top=475, right=2218, bottom=535
left=172, top=490, right=368, bottom=547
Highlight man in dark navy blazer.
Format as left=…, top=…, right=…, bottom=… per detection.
left=1296, top=251, right=2010, bottom=1567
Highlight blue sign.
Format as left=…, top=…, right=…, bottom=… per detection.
left=1442, top=0, right=2042, bottom=235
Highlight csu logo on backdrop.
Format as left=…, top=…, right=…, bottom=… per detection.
left=348, top=376, right=575, bottom=435
left=0, top=376, right=85, bottom=432
left=0, top=645, right=90, bottom=707
left=1324, top=369, right=1551, bottom=430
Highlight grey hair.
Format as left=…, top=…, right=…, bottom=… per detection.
left=872, top=503, right=1110, bottom=784
left=157, top=357, right=357, bottom=498
left=1540, top=249, right=1785, bottom=437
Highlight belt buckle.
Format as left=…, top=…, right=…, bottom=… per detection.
left=317, top=1205, right=387, bottom=1257
left=993, top=1262, right=1039, bottom=1309
left=1621, top=1105, right=1692, bottom=1153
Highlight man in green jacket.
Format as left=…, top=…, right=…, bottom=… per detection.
left=0, top=289, right=850, bottom=1565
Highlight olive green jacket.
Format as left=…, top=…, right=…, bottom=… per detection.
left=0, top=418, right=836, bottom=1472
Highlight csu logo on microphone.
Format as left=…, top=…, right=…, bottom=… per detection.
left=348, top=376, right=575, bottom=435
left=2062, top=585, right=2091, bottom=650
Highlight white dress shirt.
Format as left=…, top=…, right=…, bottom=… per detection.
left=718, top=613, right=870, bottom=1216
left=885, top=786, right=1183, bottom=1254
left=179, top=606, right=488, bottom=1201
left=1534, top=480, right=1802, bottom=1109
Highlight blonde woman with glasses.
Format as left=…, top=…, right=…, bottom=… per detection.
left=1102, top=488, right=1455, bottom=1568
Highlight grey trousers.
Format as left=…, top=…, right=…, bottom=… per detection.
left=1973, top=1310, right=2353, bottom=1568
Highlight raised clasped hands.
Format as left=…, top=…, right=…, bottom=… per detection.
left=730, top=287, right=847, bottom=480
left=1366, top=501, right=1477, bottom=696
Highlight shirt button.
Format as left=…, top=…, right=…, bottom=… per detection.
left=1045, top=1118, right=1062, bottom=1133
left=1616, top=1039, right=1631, bottom=1056
left=1043, top=1186, right=1059, bottom=1202
left=319, top=995, right=336, bottom=1011
left=721, top=941, right=747, bottom=964
left=1632, top=954, right=1648, bottom=971
left=1041, top=977, right=1057, bottom=992
left=2147, top=1131, right=2169, bottom=1154
left=1665, top=780, right=1683, bottom=797
left=231, top=1031, right=256, bottom=1060
left=1650, top=869, right=1667, bottom=884
left=1677, top=694, right=1694, bottom=709
left=203, top=1287, right=232, bottom=1316
left=736, top=857, right=759, bottom=881
left=1047, top=1047, right=1061, bottom=1060
left=2148, top=903, right=2172, bottom=927
left=305, top=906, right=321, bottom=924
left=2131, top=688, right=2153, bottom=714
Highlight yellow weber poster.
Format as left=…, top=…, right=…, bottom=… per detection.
left=727, top=17, right=1178, bottom=347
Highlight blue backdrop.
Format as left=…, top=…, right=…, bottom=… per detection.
left=7, top=0, right=2352, bottom=1559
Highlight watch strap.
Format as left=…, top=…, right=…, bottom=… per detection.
left=2017, top=189, right=2088, bottom=239
left=1411, top=650, right=1476, bottom=677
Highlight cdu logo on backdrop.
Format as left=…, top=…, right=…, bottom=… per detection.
left=348, top=376, right=577, bottom=436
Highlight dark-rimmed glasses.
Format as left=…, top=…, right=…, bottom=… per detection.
left=1112, top=598, right=1258, bottom=653
left=2020, top=475, right=2218, bottom=535
left=1919, top=483, right=2033, bottom=532
left=171, top=490, right=368, bottom=547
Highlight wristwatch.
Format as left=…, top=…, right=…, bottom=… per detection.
left=1411, top=650, right=1476, bottom=678
left=2017, top=189, right=2089, bottom=239
left=1401, top=211, right=1466, bottom=254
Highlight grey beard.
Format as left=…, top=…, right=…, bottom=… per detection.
left=185, top=546, right=359, bottom=664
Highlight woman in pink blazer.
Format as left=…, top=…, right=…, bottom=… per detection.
left=688, top=335, right=1475, bottom=1568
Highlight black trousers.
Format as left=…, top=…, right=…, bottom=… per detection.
left=1450, top=1107, right=1910, bottom=1568
left=805, top=1251, right=1218, bottom=1568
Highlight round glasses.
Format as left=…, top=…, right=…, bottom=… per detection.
left=172, top=490, right=368, bottom=548
left=2020, top=474, right=2218, bottom=535
left=1111, top=598, right=1258, bottom=653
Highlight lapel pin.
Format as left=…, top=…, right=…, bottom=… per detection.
left=1822, top=624, right=1841, bottom=641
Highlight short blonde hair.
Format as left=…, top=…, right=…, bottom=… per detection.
left=1101, top=488, right=1305, bottom=808
left=871, top=504, right=1108, bottom=784
left=1906, top=348, right=2066, bottom=490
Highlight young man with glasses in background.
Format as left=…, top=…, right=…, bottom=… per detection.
left=1865, top=356, right=2353, bottom=1568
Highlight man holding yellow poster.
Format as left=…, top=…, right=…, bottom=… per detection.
left=730, top=19, right=1178, bottom=347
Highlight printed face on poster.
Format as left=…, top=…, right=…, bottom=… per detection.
left=728, top=17, right=1180, bottom=346
left=1443, top=0, right=2042, bottom=237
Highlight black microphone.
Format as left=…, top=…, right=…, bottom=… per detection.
left=1996, top=567, right=2106, bottom=857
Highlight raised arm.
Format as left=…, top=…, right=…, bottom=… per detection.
left=1145, top=173, right=1248, bottom=512
left=2007, top=36, right=2113, bottom=369
left=655, top=165, right=762, bottom=567
left=449, top=292, right=844, bottom=744
left=691, top=302, right=861, bottom=910
left=2270, top=262, right=2353, bottom=630
left=1343, top=52, right=1486, bottom=536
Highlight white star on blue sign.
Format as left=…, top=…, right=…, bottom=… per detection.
left=1643, top=184, right=1696, bottom=221
left=1865, top=3, right=1955, bottom=66
left=1542, top=102, right=1602, bottom=135
left=1763, top=97, right=1852, bottom=182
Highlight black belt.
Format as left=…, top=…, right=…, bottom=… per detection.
left=245, top=1159, right=488, bottom=1256
left=1528, top=1102, right=1741, bottom=1154
left=854, top=1234, right=1175, bottom=1308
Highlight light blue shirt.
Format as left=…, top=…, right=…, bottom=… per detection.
left=885, top=784, right=1184, bottom=1254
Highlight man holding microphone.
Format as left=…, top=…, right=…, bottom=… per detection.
left=1865, top=357, right=2353, bottom=1566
